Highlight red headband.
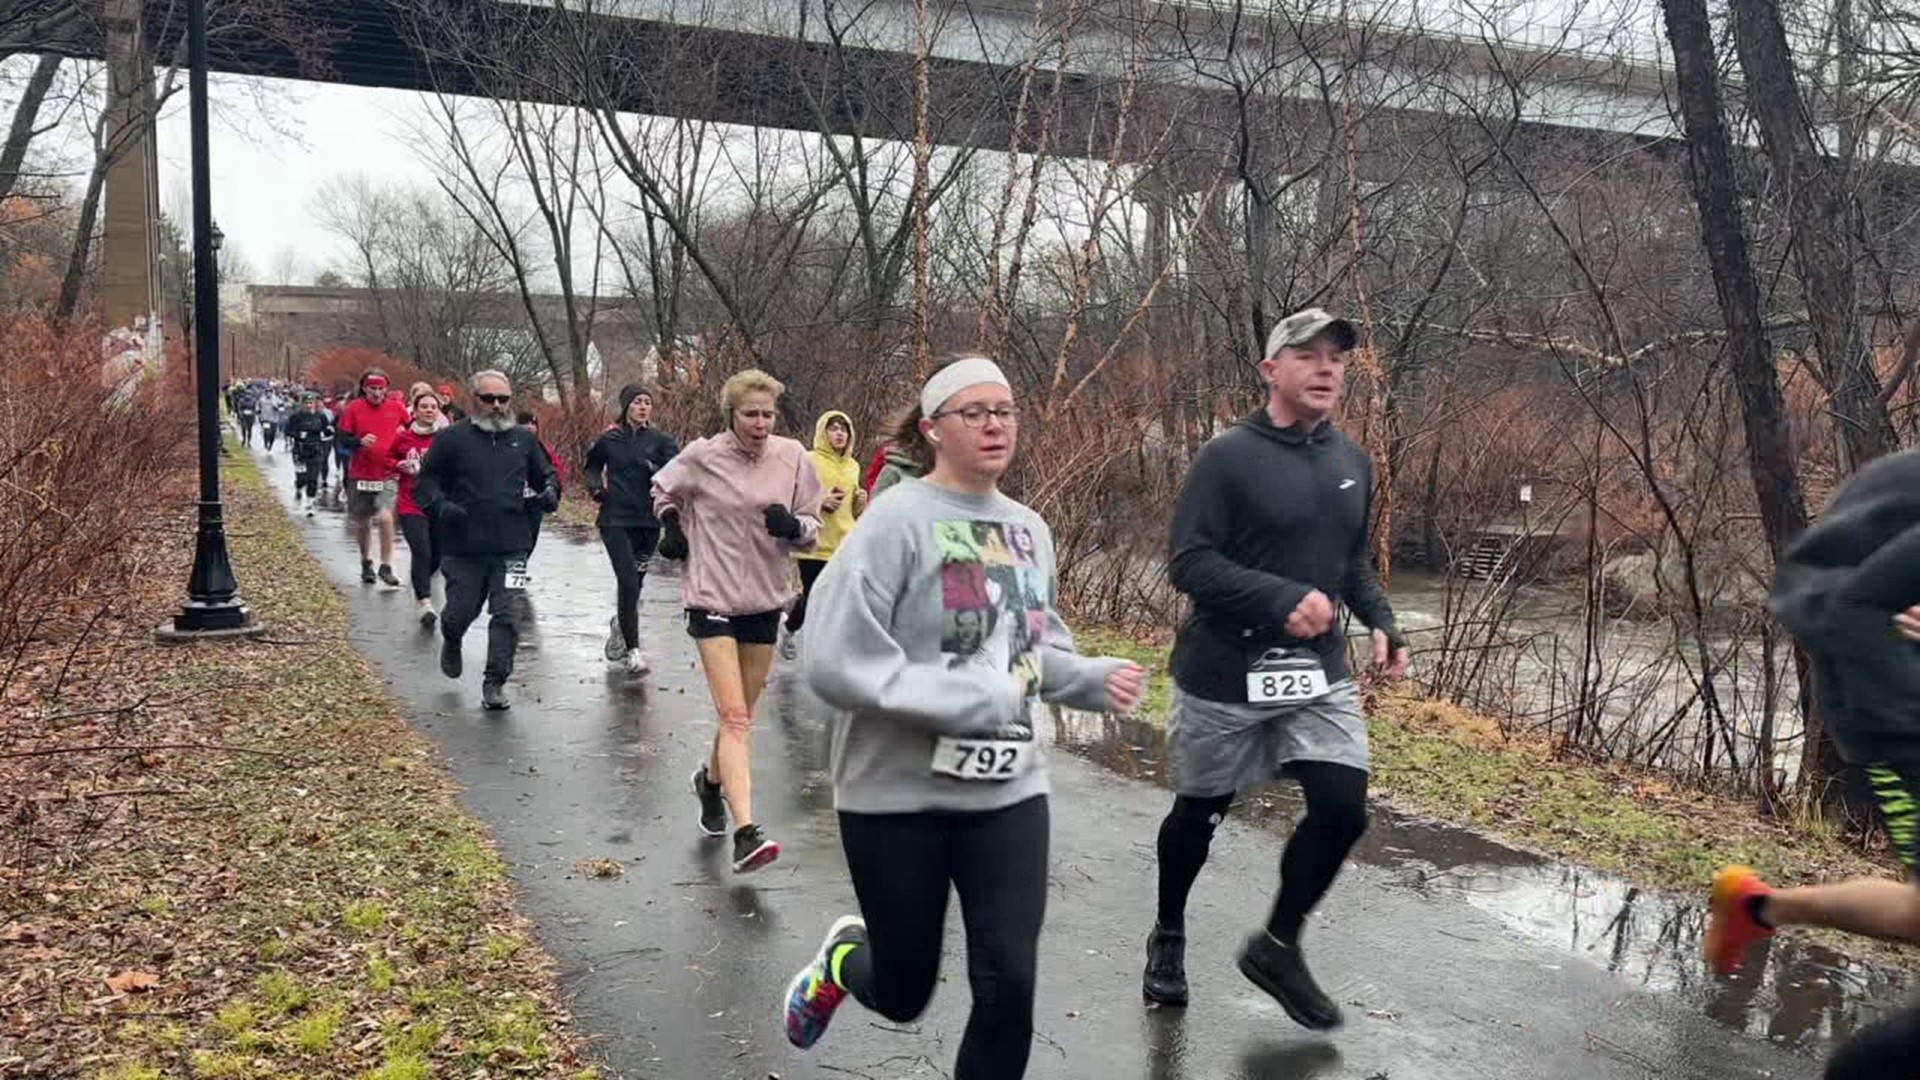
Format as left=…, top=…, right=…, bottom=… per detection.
left=362, top=375, right=389, bottom=389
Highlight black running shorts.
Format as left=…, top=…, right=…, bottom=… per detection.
left=685, top=609, right=781, bottom=645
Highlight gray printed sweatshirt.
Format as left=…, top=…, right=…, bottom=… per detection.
left=800, top=479, right=1126, bottom=814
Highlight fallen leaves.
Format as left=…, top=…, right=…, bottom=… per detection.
left=572, top=858, right=625, bottom=879
left=3, top=449, right=596, bottom=1079
left=104, top=970, right=160, bottom=995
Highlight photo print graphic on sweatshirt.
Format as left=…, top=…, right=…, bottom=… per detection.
left=934, top=520, right=1049, bottom=721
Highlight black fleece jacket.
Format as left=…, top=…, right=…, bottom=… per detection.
left=1770, top=448, right=1920, bottom=765
left=1167, top=409, right=1400, bottom=703
left=284, top=410, right=334, bottom=456
left=583, top=423, right=679, bottom=527
left=414, top=419, right=557, bottom=557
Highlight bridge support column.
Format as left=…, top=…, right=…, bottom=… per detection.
left=101, top=0, right=162, bottom=349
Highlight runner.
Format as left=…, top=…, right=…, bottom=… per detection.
left=651, top=368, right=822, bottom=873
left=780, top=409, right=863, bottom=662
left=439, top=383, right=466, bottom=424
left=234, top=388, right=258, bottom=448
left=868, top=417, right=925, bottom=500
left=780, top=356, right=1146, bottom=1079
left=415, top=371, right=557, bottom=710
left=583, top=384, right=679, bottom=676
left=260, top=388, right=286, bottom=454
left=284, top=392, right=334, bottom=516
left=860, top=438, right=894, bottom=497
left=334, top=370, right=410, bottom=588
left=1707, top=447, right=1920, bottom=1078
left=412, top=381, right=451, bottom=431
left=390, top=388, right=445, bottom=625
left=324, top=395, right=351, bottom=510
left=1140, top=308, right=1407, bottom=1027
left=518, top=411, right=564, bottom=556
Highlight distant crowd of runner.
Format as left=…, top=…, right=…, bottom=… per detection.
left=226, top=305, right=1920, bottom=1078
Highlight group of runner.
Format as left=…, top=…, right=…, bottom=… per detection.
left=234, top=303, right=1920, bottom=1080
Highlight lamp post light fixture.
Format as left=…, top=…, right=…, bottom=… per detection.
left=158, top=0, right=260, bottom=642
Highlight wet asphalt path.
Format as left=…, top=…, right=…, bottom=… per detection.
left=245, top=443, right=1866, bottom=1080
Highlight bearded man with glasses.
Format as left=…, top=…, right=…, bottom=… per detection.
left=414, top=370, right=559, bottom=711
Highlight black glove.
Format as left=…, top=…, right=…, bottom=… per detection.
left=658, top=511, right=688, bottom=560
left=589, top=487, right=607, bottom=503
left=526, top=484, right=559, bottom=513
left=763, top=503, right=803, bottom=541
left=438, top=500, right=470, bottom=528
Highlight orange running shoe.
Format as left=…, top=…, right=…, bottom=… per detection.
left=1705, top=865, right=1775, bottom=974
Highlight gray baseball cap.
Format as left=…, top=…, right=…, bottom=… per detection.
left=1262, top=307, right=1357, bottom=360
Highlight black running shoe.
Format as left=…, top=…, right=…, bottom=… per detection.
left=378, top=564, right=401, bottom=589
left=360, top=559, right=376, bottom=584
left=1142, top=923, right=1189, bottom=1006
left=1237, top=931, right=1342, bottom=1030
left=439, top=635, right=463, bottom=679
left=732, top=824, right=780, bottom=874
left=690, top=766, right=728, bottom=837
left=603, top=614, right=626, bottom=662
left=481, top=680, right=510, bottom=711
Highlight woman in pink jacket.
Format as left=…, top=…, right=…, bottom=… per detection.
left=654, top=368, right=823, bottom=873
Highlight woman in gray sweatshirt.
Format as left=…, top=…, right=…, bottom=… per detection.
left=780, top=356, right=1145, bottom=1080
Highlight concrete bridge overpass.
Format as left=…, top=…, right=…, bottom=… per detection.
left=11, top=0, right=1907, bottom=333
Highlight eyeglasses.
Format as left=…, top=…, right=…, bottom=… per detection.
left=932, top=404, right=1021, bottom=428
left=476, top=393, right=511, bottom=405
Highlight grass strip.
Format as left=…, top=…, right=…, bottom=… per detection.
left=2, top=444, right=599, bottom=1080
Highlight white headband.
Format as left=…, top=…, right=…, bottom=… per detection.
left=920, top=358, right=1011, bottom=417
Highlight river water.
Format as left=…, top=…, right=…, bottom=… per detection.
left=1381, top=570, right=1796, bottom=779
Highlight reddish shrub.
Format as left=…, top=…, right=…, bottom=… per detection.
left=0, top=316, right=194, bottom=692
left=304, top=346, right=439, bottom=399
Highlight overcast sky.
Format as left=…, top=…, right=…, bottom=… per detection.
left=151, top=76, right=440, bottom=285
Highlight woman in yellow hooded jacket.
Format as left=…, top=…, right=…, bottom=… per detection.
left=782, top=409, right=864, bottom=660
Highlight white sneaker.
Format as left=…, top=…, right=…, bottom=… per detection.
left=304, top=497, right=315, bottom=517
left=417, top=597, right=437, bottom=626
left=625, top=648, right=650, bottom=676
left=779, top=630, right=799, bottom=663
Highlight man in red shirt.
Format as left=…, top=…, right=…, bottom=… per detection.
left=334, top=370, right=410, bottom=586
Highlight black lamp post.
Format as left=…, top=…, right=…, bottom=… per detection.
left=161, top=0, right=258, bottom=640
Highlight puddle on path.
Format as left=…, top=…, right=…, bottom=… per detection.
left=1051, top=708, right=1914, bottom=1053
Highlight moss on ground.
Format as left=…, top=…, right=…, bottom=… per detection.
left=3, top=441, right=599, bottom=1079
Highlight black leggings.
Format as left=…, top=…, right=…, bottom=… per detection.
left=398, top=513, right=440, bottom=601
left=1827, top=1006, right=1920, bottom=1077
left=1154, top=761, right=1368, bottom=942
left=293, top=452, right=322, bottom=499
left=786, top=558, right=828, bottom=633
left=600, top=525, right=660, bottom=651
left=836, top=795, right=1049, bottom=1080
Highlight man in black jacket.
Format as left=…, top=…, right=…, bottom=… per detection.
left=1706, top=448, right=1920, bottom=1076
left=284, top=393, right=334, bottom=516
left=1143, top=308, right=1407, bottom=1029
left=583, top=384, right=680, bottom=675
left=415, top=370, right=558, bottom=711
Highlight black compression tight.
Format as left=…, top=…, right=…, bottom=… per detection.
left=786, top=558, right=827, bottom=633
left=599, top=525, right=659, bottom=651
left=836, top=796, right=1048, bottom=1080
left=1826, top=1007, right=1920, bottom=1078
left=1154, top=761, right=1369, bottom=942
left=399, top=513, right=439, bottom=601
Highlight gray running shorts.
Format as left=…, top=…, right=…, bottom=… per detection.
left=1166, top=680, right=1367, bottom=797
left=346, top=479, right=396, bottom=519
